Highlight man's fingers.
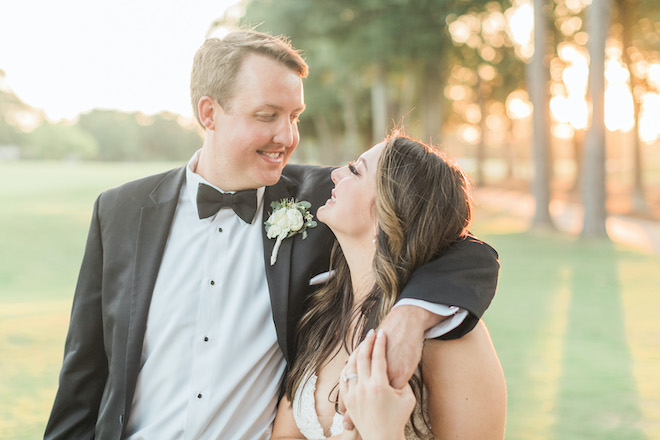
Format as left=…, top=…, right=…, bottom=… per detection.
left=371, top=330, right=388, bottom=383
left=356, top=329, right=376, bottom=380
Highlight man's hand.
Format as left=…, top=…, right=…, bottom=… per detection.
left=378, top=305, right=443, bottom=388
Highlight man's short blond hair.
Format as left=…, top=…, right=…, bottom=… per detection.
left=190, top=29, right=308, bottom=127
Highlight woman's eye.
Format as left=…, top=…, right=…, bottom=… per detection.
left=348, top=162, right=359, bottom=176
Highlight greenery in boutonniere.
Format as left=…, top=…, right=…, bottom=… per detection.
left=265, top=198, right=317, bottom=265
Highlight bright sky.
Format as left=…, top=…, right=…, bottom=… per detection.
left=0, top=0, right=241, bottom=121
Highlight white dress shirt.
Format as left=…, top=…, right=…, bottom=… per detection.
left=125, top=152, right=284, bottom=439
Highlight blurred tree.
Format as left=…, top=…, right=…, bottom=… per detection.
left=0, top=112, right=24, bottom=148
left=529, top=0, right=555, bottom=229
left=614, top=0, right=660, bottom=214
left=617, top=0, right=647, bottom=213
left=139, top=112, right=203, bottom=161
left=77, top=109, right=143, bottom=161
left=76, top=109, right=202, bottom=161
left=581, top=0, right=611, bottom=238
left=446, top=2, right=526, bottom=185
left=0, top=75, right=42, bottom=150
left=23, top=122, right=99, bottom=160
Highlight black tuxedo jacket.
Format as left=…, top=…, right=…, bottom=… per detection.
left=45, top=164, right=499, bottom=440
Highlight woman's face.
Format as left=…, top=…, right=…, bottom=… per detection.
left=317, top=142, right=385, bottom=239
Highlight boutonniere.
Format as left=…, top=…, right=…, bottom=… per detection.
left=265, top=198, right=317, bottom=265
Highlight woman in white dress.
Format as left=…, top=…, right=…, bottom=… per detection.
left=271, top=134, right=506, bottom=440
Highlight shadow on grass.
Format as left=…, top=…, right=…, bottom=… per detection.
left=482, top=230, right=646, bottom=440
left=554, top=239, right=645, bottom=439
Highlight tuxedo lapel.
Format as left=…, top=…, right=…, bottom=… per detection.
left=124, top=166, right=185, bottom=411
left=262, top=176, right=297, bottom=361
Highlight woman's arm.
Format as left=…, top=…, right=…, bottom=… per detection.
left=422, top=320, right=507, bottom=439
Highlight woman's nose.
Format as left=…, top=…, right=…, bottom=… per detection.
left=331, top=166, right=346, bottom=184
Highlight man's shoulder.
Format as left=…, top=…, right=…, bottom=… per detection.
left=281, top=163, right=334, bottom=206
left=282, top=163, right=334, bottom=185
left=99, top=165, right=185, bottom=205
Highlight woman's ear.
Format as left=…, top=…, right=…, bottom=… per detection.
left=372, top=224, right=380, bottom=244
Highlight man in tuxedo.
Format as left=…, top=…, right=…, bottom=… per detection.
left=45, top=30, right=499, bottom=439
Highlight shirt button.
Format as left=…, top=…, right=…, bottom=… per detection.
left=197, top=393, right=203, bottom=399
left=204, top=336, right=209, bottom=342
left=218, top=227, right=223, bottom=233
left=210, top=280, right=215, bottom=286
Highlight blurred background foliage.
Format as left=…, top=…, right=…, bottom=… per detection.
left=0, top=84, right=203, bottom=161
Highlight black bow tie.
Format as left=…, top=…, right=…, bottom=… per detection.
left=196, top=183, right=258, bottom=224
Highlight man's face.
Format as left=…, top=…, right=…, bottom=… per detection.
left=207, top=53, right=305, bottom=191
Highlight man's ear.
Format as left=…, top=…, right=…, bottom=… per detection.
left=198, top=96, right=218, bottom=130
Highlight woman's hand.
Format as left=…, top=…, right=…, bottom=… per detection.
left=340, top=330, right=415, bottom=440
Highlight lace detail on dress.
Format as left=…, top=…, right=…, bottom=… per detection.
left=292, top=372, right=433, bottom=439
left=292, top=373, right=344, bottom=439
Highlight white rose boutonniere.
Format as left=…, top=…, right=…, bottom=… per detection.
left=265, top=198, right=317, bottom=265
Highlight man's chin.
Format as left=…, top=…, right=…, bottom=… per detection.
left=260, top=170, right=285, bottom=187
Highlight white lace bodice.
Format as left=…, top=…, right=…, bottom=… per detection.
left=292, top=373, right=344, bottom=439
left=291, top=372, right=433, bottom=439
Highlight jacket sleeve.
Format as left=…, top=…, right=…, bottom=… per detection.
left=44, top=196, right=108, bottom=439
left=398, top=234, right=500, bottom=340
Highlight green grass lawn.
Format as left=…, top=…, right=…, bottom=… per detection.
left=1, top=161, right=659, bottom=439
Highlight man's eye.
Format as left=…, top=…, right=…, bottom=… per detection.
left=348, top=162, right=359, bottom=176
left=257, top=114, right=277, bottom=121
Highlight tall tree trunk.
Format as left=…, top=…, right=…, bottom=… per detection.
left=630, top=99, right=646, bottom=212
left=313, top=115, right=338, bottom=165
left=571, top=129, right=585, bottom=192
left=422, top=63, right=443, bottom=145
left=618, top=0, right=648, bottom=213
left=581, top=0, right=611, bottom=238
left=505, top=120, right=516, bottom=180
left=397, top=71, right=416, bottom=125
left=529, top=0, right=554, bottom=228
left=371, top=63, right=388, bottom=145
left=341, top=87, right=361, bottom=160
left=475, top=75, right=487, bottom=187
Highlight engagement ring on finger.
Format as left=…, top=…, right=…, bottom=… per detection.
left=342, top=373, right=358, bottom=382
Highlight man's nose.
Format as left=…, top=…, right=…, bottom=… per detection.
left=273, top=119, right=295, bottom=147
